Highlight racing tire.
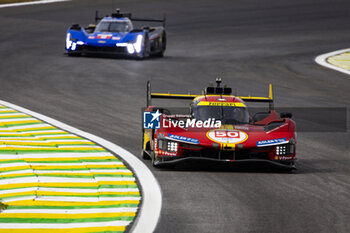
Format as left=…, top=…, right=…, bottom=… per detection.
left=273, top=161, right=296, bottom=173
left=141, top=129, right=151, bottom=160
left=142, top=147, right=151, bottom=160
left=151, top=150, right=163, bottom=168
left=151, top=152, right=158, bottom=167
left=142, top=150, right=151, bottom=160
left=154, top=31, right=166, bottom=57
left=274, top=167, right=295, bottom=173
left=67, top=51, right=81, bottom=57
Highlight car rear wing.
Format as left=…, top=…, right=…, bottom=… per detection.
left=147, top=80, right=274, bottom=110
left=95, top=10, right=166, bottom=27
left=131, top=14, right=166, bottom=27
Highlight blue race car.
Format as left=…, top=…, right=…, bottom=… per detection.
left=65, top=9, right=166, bottom=58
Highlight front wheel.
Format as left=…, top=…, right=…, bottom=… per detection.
left=151, top=153, right=160, bottom=167
left=67, top=51, right=81, bottom=57
left=154, top=31, right=166, bottom=57
left=142, top=150, right=151, bottom=160
left=141, top=129, right=151, bottom=160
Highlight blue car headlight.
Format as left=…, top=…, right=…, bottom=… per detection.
left=66, top=33, right=83, bottom=51
left=116, top=34, right=143, bottom=54
left=127, top=43, right=135, bottom=54
left=66, top=33, right=72, bottom=50
left=133, top=35, right=143, bottom=53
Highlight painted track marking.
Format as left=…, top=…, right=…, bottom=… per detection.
left=315, top=48, right=350, bottom=76
left=0, top=0, right=70, bottom=9
left=0, top=100, right=161, bottom=233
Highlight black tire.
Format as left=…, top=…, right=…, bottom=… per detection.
left=151, top=152, right=159, bottom=167
left=141, top=128, right=151, bottom=160
left=67, top=51, right=81, bottom=57
left=154, top=31, right=166, bottom=57
left=142, top=150, right=151, bottom=160
left=142, top=144, right=151, bottom=160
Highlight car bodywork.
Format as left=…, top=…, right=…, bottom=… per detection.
left=65, top=10, right=166, bottom=58
left=142, top=80, right=297, bottom=170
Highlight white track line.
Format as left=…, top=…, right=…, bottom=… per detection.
left=26, top=162, right=124, bottom=166
left=35, top=197, right=141, bottom=202
left=1, top=187, right=37, bottom=194
left=37, top=187, right=139, bottom=193
left=315, top=48, right=350, bottom=76
left=0, top=221, right=130, bottom=229
left=0, top=100, right=162, bottom=233
left=34, top=170, right=132, bottom=174
left=0, top=117, right=37, bottom=122
left=0, top=0, right=70, bottom=9
left=0, top=123, right=51, bottom=130
left=4, top=208, right=138, bottom=214
left=0, top=152, right=113, bottom=159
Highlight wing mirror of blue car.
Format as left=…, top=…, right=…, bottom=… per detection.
left=70, top=24, right=81, bottom=30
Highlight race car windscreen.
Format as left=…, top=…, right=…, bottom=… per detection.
left=193, top=106, right=250, bottom=124
left=95, top=20, right=133, bottom=33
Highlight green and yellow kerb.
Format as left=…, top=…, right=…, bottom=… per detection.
left=0, top=105, right=140, bottom=233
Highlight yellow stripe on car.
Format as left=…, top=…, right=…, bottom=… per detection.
left=197, top=101, right=246, bottom=107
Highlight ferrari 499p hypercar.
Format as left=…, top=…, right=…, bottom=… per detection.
left=142, top=79, right=297, bottom=170
left=65, top=9, right=166, bottom=58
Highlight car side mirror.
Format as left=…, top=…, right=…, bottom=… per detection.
left=280, top=112, right=292, bottom=118
left=70, top=24, right=81, bottom=31
left=252, top=112, right=270, bottom=123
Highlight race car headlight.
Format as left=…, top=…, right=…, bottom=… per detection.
left=127, top=44, right=135, bottom=54
left=158, top=139, right=178, bottom=152
left=71, top=42, right=77, bottom=51
left=276, top=145, right=287, bottom=155
left=167, top=141, right=178, bottom=152
left=122, top=35, right=143, bottom=54
left=65, top=33, right=81, bottom=51
left=158, top=139, right=166, bottom=150
left=133, top=35, right=143, bottom=53
left=66, top=33, right=72, bottom=49
left=289, top=144, right=295, bottom=154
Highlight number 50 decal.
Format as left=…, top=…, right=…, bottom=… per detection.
left=214, top=131, right=240, bottom=138
left=208, top=129, right=248, bottom=144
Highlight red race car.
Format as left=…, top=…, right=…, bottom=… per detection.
left=142, top=79, right=296, bottom=170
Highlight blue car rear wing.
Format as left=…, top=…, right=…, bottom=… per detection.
left=95, top=9, right=166, bottom=27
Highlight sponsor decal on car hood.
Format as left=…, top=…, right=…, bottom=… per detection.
left=167, top=133, right=200, bottom=144
left=206, top=129, right=248, bottom=144
left=97, top=34, right=112, bottom=39
left=256, top=137, right=287, bottom=146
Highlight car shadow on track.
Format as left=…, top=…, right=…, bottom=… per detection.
left=156, top=159, right=337, bottom=174
left=156, top=160, right=296, bottom=174
left=291, top=159, right=338, bottom=174
left=64, top=53, right=169, bottom=61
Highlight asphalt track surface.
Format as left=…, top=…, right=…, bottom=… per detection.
left=0, top=0, right=349, bottom=232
